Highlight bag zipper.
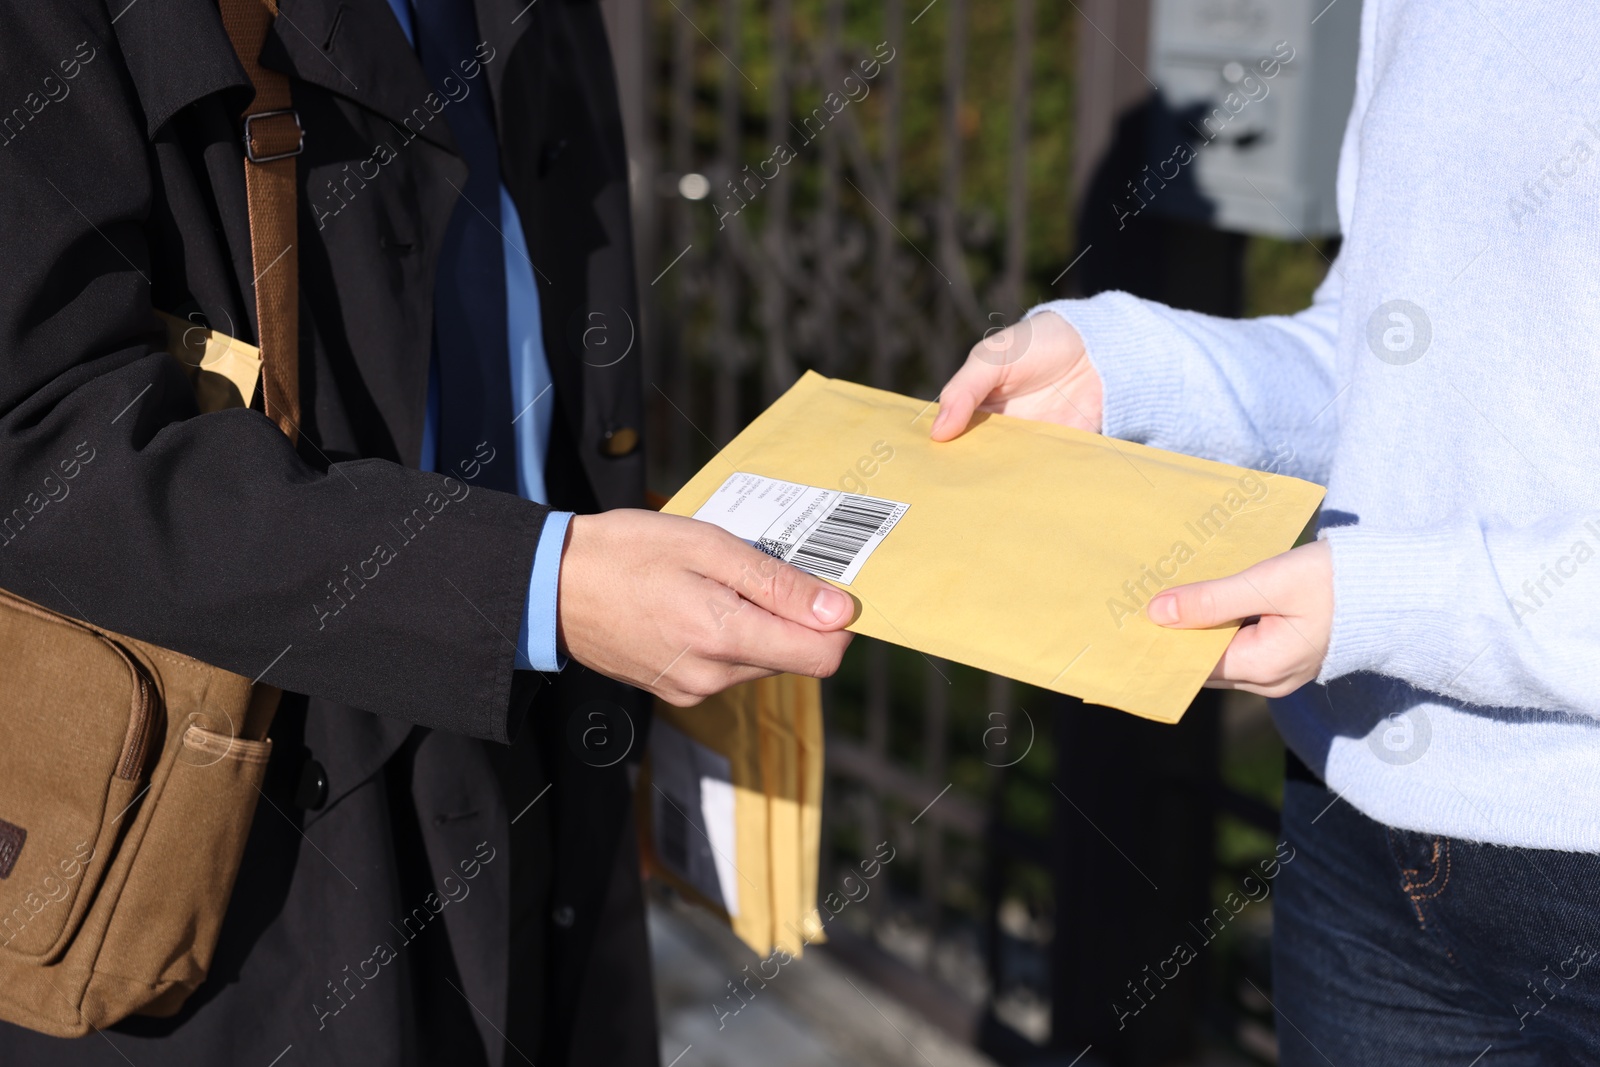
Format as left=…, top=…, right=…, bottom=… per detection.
left=116, top=669, right=155, bottom=780
left=0, top=589, right=158, bottom=781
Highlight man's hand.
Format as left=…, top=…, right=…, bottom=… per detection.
left=556, top=510, right=855, bottom=706
left=930, top=311, right=1104, bottom=441
left=1146, top=541, right=1333, bottom=698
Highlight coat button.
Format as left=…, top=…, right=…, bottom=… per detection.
left=294, top=758, right=329, bottom=810
left=599, top=426, right=639, bottom=458
left=552, top=904, right=575, bottom=928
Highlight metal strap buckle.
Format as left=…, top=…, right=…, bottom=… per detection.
left=243, top=110, right=304, bottom=164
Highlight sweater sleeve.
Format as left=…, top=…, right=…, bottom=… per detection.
left=1321, top=516, right=1600, bottom=718
left=1027, top=270, right=1343, bottom=483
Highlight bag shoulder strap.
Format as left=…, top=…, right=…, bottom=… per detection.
left=217, top=0, right=302, bottom=444
left=215, top=0, right=298, bottom=728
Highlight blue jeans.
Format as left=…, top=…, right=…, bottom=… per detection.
left=1274, top=762, right=1600, bottom=1066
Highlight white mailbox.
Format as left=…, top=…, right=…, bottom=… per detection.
left=1142, top=0, right=1361, bottom=238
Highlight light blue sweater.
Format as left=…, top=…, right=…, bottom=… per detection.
left=1034, top=0, right=1600, bottom=851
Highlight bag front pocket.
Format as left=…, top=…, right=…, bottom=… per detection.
left=0, top=591, right=159, bottom=965
left=86, top=726, right=272, bottom=1022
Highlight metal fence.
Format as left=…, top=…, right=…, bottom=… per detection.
left=599, top=1, right=1288, bottom=1062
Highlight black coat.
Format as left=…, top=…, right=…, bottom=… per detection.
left=0, top=0, right=656, bottom=1064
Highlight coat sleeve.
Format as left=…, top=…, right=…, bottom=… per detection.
left=0, top=3, right=548, bottom=743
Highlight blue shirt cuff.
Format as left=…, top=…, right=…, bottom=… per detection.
left=515, top=511, right=573, bottom=672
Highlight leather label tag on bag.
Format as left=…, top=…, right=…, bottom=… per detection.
left=0, top=819, right=25, bottom=879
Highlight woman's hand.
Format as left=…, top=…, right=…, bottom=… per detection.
left=930, top=311, right=1104, bottom=440
left=935, top=311, right=1332, bottom=698
left=1147, top=541, right=1333, bottom=698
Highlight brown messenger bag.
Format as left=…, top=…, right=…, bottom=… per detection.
left=0, top=0, right=304, bottom=1036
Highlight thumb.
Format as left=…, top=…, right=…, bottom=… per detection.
left=713, top=539, right=856, bottom=631
left=930, top=356, right=1005, bottom=442
left=1147, top=567, right=1278, bottom=629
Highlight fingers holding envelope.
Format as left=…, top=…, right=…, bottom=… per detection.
left=930, top=311, right=1104, bottom=441
left=557, top=510, right=855, bottom=707
left=1145, top=541, right=1334, bottom=699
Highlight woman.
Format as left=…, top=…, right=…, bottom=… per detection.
left=932, top=2, right=1600, bottom=1062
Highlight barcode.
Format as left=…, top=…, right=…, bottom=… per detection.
left=659, top=792, right=690, bottom=873
left=787, top=495, right=899, bottom=580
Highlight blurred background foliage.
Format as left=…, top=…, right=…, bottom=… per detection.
left=649, top=0, right=1329, bottom=333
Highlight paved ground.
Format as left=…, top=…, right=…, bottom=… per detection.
left=649, top=892, right=1268, bottom=1067
left=649, top=895, right=1005, bottom=1067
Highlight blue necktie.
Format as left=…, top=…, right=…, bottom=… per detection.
left=413, top=0, right=518, bottom=493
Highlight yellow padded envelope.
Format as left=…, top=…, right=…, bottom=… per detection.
left=664, top=372, right=1325, bottom=723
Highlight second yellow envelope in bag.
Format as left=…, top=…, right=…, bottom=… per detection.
left=664, top=372, right=1324, bottom=723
